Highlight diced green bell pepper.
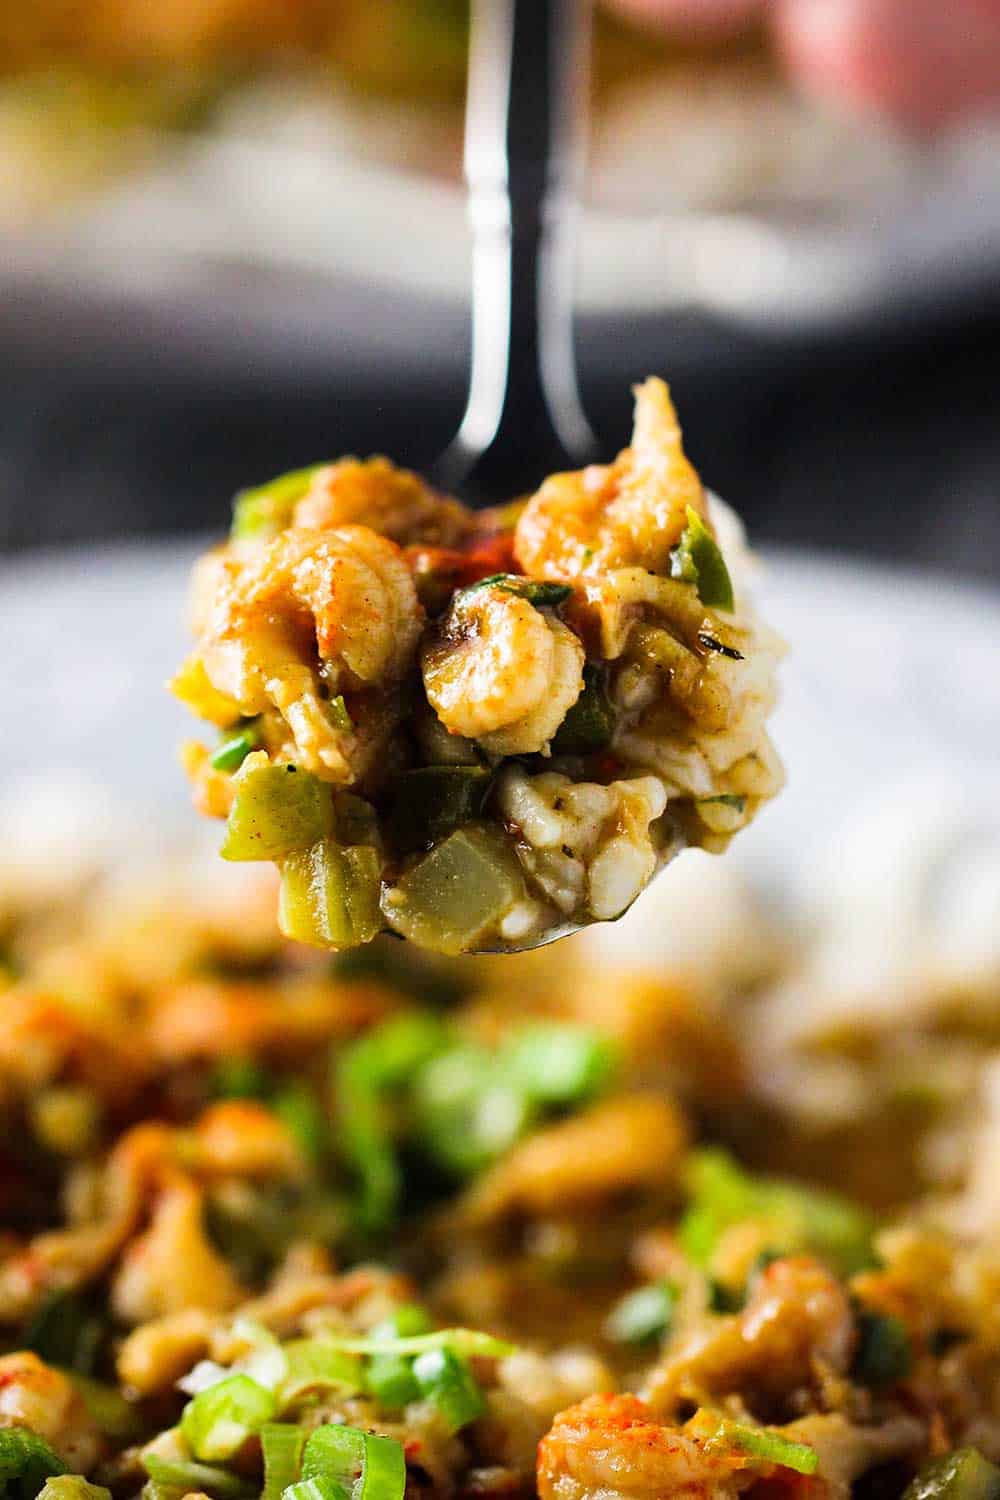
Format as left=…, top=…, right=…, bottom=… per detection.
left=230, top=465, right=325, bottom=542
left=380, top=824, right=526, bottom=955
left=279, top=840, right=382, bottom=949
left=386, top=767, right=493, bottom=854
left=459, top=574, right=572, bottom=608
left=551, top=665, right=613, bottom=755
left=671, top=507, right=734, bottom=612
left=221, top=764, right=334, bottom=861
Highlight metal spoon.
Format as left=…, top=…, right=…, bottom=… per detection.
left=434, top=0, right=598, bottom=503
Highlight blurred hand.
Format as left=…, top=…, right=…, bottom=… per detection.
left=607, top=0, right=1000, bottom=129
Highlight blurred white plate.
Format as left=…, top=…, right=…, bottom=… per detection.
left=2, top=539, right=998, bottom=902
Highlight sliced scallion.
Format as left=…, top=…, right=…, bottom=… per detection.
left=180, top=1372, right=276, bottom=1461
left=696, top=1416, right=818, bottom=1475
left=302, top=1425, right=406, bottom=1500
left=142, top=1454, right=252, bottom=1500
left=0, top=1428, right=66, bottom=1500
left=211, top=722, right=263, bottom=773
left=412, top=1348, right=485, bottom=1434
left=604, top=1281, right=677, bottom=1347
left=261, top=1424, right=306, bottom=1500
left=278, top=1339, right=364, bottom=1408
left=502, top=1024, right=617, bottom=1106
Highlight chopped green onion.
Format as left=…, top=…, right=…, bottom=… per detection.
left=143, top=1454, right=253, bottom=1500
left=501, top=1024, right=617, bottom=1105
left=341, top=1015, right=449, bottom=1090
left=303, top=1328, right=515, bottom=1361
left=272, top=1085, right=327, bottom=1166
left=459, top=575, right=572, bottom=608
left=697, top=1416, right=818, bottom=1475
left=413, top=1046, right=532, bottom=1177
left=412, top=1348, right=485, bottom=1433
left=231, top=465, right=325, bottom=542
left=365, top=1305, right=434, bottom=1409
left=903, top=1451, right=1000, bottom=1500
left=679, top=1148, right=876, bottom=1277
left=0, top=1428, right=65, bottom=1500
left=37, top=1481, right=109, bottom=1500
left=283, top=1479, right=349, bottom=1500
left=261, top=1424, right=306, bottom=1500
left=851, top=1310, right=911, bottom=1387
left=302, top=1425, right=406, bottom=1500
left=386, top=767, right=493, bottom=855
left=180, top=1373, right=276, bottom=1461
left=211, top=726, right=262, bottom=774
left=551, top=665, right=614, bottom=755
left=671, top=507, right=734, bottom=612
left=221, top=764, right=334, bottom=862
left=278, top=1338, right=364, bottom=1408
left=230, top=1317, right=288, bottom=1392
left=605, top=1281, right=677, bottom=1347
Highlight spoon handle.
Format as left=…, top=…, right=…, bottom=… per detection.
left=437, top=0, right=597, bottom=503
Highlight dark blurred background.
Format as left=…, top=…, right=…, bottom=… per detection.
left=0, top=0, right=997, bottom=582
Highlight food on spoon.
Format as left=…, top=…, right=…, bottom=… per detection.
left=172, top=378, right=784, bottom=954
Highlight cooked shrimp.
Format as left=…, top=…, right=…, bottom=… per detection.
left=0, top=1352, right=104, bottom=1472
left=645, top=1256, right=856, bottom=1415
left=294, top=457, right=473, bottom=548
left=537, top=1394, right=751, bottom=1500
left=515, top=379, right=707, bottom=583
left=111, top=1173, right=244, bottom=1323
left=198, top=525, right=423, bottom=783
left=421, top=582, right=584, bottom=755
left=458, top=1094, right=687, bottom=1224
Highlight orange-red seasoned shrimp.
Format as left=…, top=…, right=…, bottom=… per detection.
left=421, top=581, right=584, bottom=754
left=645, top=1256, right=855, bottom=1414
left=294, top=457, right=474, bottom=548
left=538, top=1394, right=752, bottom=1500
left=197, top=524, right=423, bottom=782
left=515, top=379, right=707, bottom=583
left=0, top=1352, right=104, bottom=1472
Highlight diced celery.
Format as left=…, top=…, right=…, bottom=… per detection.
left=386, top=767, right=493, bottom=854
left=904, top=1451, right=1000, bottom=1500
left=171, top=655, right=243, bottom=728
left=221, top=764, right=334, bottom=862
left=278, top=840, right=382, bottom=949
left=230, top=465, right=324, bottom=541
left=380, top=825, right=526, bottom=955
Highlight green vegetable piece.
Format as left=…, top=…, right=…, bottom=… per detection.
left=671, top=507, right=734, bottom=612
left=381, top=824, right=526, bottom=955
left=283, top=1479, right=349, bottom=1500
left=0, top=1429, right=65, bottom=1500
left=679, top=1148, right=876, bottom=1277
left=699, top=1417, right=818, bottom=1475
left=302, top=1425, right=406, bottom=1500
left=180, top=1373, right=276, bottom=1461
left=37, top=1481, right=110, bottom=1500
left=551, top=665, right=614, bottom=755
left=67, top=1372, right=144, bottom=1440
left=210, top=723, right=263, bottom=773
left=903, top=1451, right=1000, bottom=1500
left=605, top=1281, right=677, bottom=1346
left=212, top=1057, right=271, bottom=1100
left=386, top=767, right=492, bottom=855
left=23, top=1291, right=103, bottom=1374
left=299, top=1328, right=515, bottom=1361
left=365, top=1305, right=433, bottom=1409
left=272, top=1085, right=327, bottom=1165
left=502, top=1023, right=617, bottom=1105
left=327, top=696, right=352, bottom=732
left=460, top=574, right=572, bottom=608
left=221, top=764, right=334, bottom=862
left=279, top=840, right=382, bottom=949
left=278, top=1339, right=364, bottom=1407
left=231, top=465, right=324, bottom=542
left=852, top=1310, right=911, bottom=1387
left=143, top=1454, right=252, bottom=1500
left=412, top=1348, right=485, bottom=1433
left=413, top=1046, right=533, bottom=1176
left=261, top=1425, right=306, bottom=1500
